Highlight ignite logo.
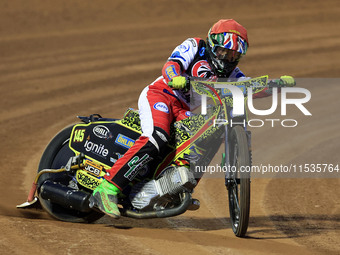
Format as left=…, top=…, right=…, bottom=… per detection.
left=84, top=140, right=109, bottom=157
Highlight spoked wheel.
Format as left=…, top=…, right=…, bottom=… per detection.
left=226, top=125, right=251, bottom=237
left=37, top=125, right=103, bottom=223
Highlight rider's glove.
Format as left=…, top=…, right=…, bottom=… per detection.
left=168, top=76, right=187, bottom=90
left=279, top=75, right=296, bottom=87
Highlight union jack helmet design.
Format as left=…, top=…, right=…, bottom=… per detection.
left=208, top=32, right=248, bottom=55
left=206, top=19, right=249, bottom=77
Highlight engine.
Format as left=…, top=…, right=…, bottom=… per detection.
left=129, top=166, right=197, bottom=211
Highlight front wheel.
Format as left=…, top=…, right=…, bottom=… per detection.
left=227, top=125, right=251, bottom=237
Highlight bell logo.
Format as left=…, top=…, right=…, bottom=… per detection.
left=93, top=125, right=110, bottom=139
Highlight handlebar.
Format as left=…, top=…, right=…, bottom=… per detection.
left=168, top=76, right=293, bottom=90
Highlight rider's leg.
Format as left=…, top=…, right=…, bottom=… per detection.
left=91, top=85, right=173, bottom=218
left=105, top=127, right=169, bottom=190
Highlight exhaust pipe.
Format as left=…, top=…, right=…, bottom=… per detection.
left=120, top=192, right=192, bottom=219
left=40, top=181, right=92, bottom=212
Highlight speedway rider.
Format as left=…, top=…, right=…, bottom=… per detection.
left=91, top=19, right=295, bottom=218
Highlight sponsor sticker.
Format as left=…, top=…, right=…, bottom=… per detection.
left=153, top=102, right=169, bottom=113
left=165, top=65, right=178, bottom=80
left=179, top=44, right=189, bottom=53
left=124, top=154, right=152, bottom=181
left=115, top=134, right=135, bottom=149
left=191, top=60, right=212, bottom=78
left=199, top=47, right=205, bottom=56
left=84, top=140, right=109, bottom=157
left=76, top=170, right=101, bottom=190
left=84, top=160, right=103, bottom=177
left=188, top=38, right=197, bottom=47
left=93, top=125, right=111, bottom=139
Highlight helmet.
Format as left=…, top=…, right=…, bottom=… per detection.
left=206, top=19, right=249, bottom=77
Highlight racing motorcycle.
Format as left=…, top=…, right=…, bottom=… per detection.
left=17, top=76, right=272, bottom=237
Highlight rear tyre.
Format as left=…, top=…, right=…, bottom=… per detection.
left=227, top=125, right=251, bottom=237
left=37, top=125, right=103, bottom=223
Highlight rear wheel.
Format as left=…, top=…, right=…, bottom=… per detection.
left=227, top=125, right=251, bottom=237
left=37, top=125, right=103, bottom=223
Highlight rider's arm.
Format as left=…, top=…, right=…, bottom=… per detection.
left=162, top=61, right=182, bottom=84
left=162, top=38, right=201, bottom=84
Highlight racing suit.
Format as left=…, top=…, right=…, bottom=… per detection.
left=105, top=37, right=270, bottom=191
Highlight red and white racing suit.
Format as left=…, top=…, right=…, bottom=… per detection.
left=105, top=37, right=270, bottom=190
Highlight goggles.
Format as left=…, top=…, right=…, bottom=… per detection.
left=215, top=47, right=242, bottom=62
left=210, top=32, right=248, bottom=59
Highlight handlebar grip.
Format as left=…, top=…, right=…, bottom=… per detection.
left=167, top=77, right=190, bottom=91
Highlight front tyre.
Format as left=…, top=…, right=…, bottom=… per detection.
left=37, top=125, right=103, bottom=223
left=227, top=125, right=251, bottom=237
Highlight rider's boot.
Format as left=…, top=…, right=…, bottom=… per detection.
left=91, top=180, right=121, bottom=218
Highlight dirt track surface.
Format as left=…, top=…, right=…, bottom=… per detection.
left=1, top=0, right=339, bottom=254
